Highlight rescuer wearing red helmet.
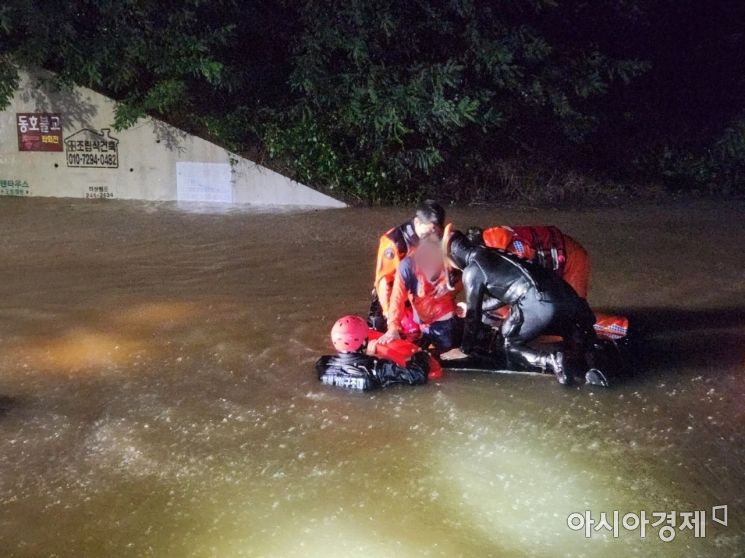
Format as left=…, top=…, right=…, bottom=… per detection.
left=330, top=314, right=370, bottom=353
left=316, top=315, right=433, bottom=390
left=368, top=200, right=446, bottom=331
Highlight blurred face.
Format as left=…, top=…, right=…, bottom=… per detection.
left=413, top=217, right=440, bottom=240
left=415, top=238, right=444, bottom=279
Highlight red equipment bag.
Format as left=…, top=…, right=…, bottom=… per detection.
left=369, top=329, right=443, bottom=380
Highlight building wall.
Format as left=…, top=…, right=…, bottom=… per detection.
left=0, top=69, right=345, bottom=208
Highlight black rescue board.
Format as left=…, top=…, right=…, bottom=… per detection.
left=440, top=353, right=549, bottom=377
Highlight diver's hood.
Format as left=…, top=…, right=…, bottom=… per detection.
left=449, top=232, right=476, bottom=269
left=442, top=224, right=476, bottom=270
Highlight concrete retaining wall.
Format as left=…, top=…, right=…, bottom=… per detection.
left=0, top=69, right=345, bottom=208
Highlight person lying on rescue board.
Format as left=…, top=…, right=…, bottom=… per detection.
left=368, top=200, right=446, bottom=331
left=316, top=315, right=442, bottom=391
left=442, top=225, right=609, bottom=387
left=377, top=235, right=463, bottom=355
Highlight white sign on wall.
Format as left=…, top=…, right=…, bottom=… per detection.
left=176, top=162, right=232, bottom=203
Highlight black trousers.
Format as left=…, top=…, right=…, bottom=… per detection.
left=419, top=317, right=463, bottom=355
left=501, top=289, right=595, bottom=370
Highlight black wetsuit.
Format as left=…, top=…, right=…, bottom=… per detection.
left=315, top=351, right=429, bottom=391
left=449, top=233, right=596, bottom=375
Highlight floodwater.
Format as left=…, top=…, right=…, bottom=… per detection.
left=0, top=198, right=743, bottom=558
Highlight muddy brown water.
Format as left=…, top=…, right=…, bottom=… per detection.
left=0, top=197, right=743, bottom=557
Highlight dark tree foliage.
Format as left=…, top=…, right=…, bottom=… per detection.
left=0, top=0, right=298, bottom=155
left=1, top=0, right=744, bottom=202
left=266, top=0, right=651, bottom=201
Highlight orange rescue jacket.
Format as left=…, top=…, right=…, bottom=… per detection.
left=374, top=221, right=418, bottom=314
left=387, top=256, right=459, bottom=332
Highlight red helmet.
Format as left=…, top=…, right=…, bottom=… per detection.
left=330, top=315, right=369, bottom=353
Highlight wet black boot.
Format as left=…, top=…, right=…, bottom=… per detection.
left=546, top=352, right=572, bottom=386
left=506, top=345, right=572, bottom=385
left=582, top=342, right=616, bottom=388
left=585, top=368, right=610, bottom=387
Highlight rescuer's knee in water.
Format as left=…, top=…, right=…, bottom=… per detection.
left=316, top=315, right=435, bottom=391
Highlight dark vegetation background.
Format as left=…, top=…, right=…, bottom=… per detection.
left=2, top=0, right=745, bottom=204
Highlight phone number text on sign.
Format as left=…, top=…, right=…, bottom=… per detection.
left=64, top=128, right=120, bottom=169
left=67, top=152, right=118, bottom=168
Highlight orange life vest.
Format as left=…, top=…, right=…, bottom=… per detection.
left=483, top=225, right=568, bottom=274
left=374, top=221, right=418, bottom=313
left=387, top=256, right=458, bottom=332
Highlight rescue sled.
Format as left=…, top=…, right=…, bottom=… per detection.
left=440, top=313, right=634, bottom=386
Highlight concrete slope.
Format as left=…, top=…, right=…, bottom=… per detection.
left=0, top=69, right=345, bottom=208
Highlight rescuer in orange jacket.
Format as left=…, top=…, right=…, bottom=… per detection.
left=368, top=200, right=446, bottom=330
left=467, top=225, right=590, bottom=298
left=466, top=225, right=629, bottom=340
left=378, top=236, right=462, bottom=353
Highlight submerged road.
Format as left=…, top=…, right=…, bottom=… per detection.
left=0, top=198, right=743, bottom=557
